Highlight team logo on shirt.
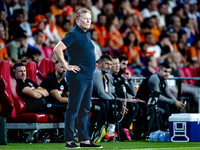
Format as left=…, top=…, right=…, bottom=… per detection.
left=28, top=82, right=35, bottom=89
left=60, top=85, right=64, bottom=90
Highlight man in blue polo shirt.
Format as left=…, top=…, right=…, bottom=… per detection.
left=53, top=8, right=102, bottom=148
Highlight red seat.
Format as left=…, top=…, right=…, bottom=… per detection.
left=0, top=61, right=15, bottom=118
left=183, top=67, right=196, bottom=85
left=126, top=66, right=134, bottom=77
left=0, top=61, right=48, bottom=123
left=26, top=61, right=37, bottom=84
left=179, top=67, right=188, bottom=84
left=38, top=58, right=55, bottom=81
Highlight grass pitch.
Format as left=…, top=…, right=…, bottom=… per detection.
left=1, top=141, right=200, bottom=150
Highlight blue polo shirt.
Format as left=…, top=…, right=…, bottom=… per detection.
left=62, top=24, right=95, bottom=79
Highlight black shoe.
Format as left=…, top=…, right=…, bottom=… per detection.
left=80, top=142, right=103, bottom=148
left=65, top=142, right=80, bottom=149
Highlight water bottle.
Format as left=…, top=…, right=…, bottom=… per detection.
left=158, top=131, right=165, bottom=142
left=149, top=132, right=159, bottom=142
left=165, top=131, right=170, bottom=142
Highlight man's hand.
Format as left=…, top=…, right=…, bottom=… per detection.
left=121, top=104, right=128, bottom=115
left=175, top=101, right=185, bottom=110
left=123, top=70, right=131, bottom=79
left=67, top=65, right=81, bottom=73
left=135, top=98, right=145, bottom=103
left=126, top=98, right=145, bottom=103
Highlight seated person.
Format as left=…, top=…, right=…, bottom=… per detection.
left=13, top=63, right=66, bottom=119
left=91, top=54, right=122, bottom=142
left=40, top=61, right=68, bottom=105
left=136, top=63, right=185, bottom=134
left=108, top=56, right=144, bottom=140
left=6, top=28, right=28, bottom=63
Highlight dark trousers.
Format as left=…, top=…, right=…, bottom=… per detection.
left=64, top=76, right=93, bottom=141
left=90, top=99, right=122, bottom=127
left=24, top=97, right=67, bottom=119
left=121, top=102, right=139, bottom=129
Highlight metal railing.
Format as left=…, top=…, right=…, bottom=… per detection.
left=131, top=76, right=200, bottom=113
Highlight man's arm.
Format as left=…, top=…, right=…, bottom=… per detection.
left=22, top=87, right=42, bottom=99
left=127, top=79, right=136, bottom=97
left=53, top=41, right=68, bottom=69
left=36, top=87, right=49, bottom=97
left=50, top=90, right=68, bottom=103
left=93, top=70, right=114, bottom=100
left=53, top=33, right=80, bottom=72
left=148, top=75, right=177, bottom=104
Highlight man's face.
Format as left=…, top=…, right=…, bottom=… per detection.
left=111, top=58, right=120, bottom=74
left=33, top=54, right=42, bottom=64
left=97, top=0, right=103, bottom=9
left=19, top=0, right=25, bottom=6
left=34, top=32, right=43, bottom=45
left=120, top=60, right=128, bottom=73
left=63, top=22, right=71, bottom=31
left=132, top=14, right=138, bottom=26
left=99, top=59, right=112, bottom=73
left=180, top=34, right=187, bottom=44
left=0, top=26, right=5, bottom=39
left=131, top=0, right=139, bottom=8
left=15, top=66, right=26, bottom=81
left=125, top=16, right=133, bottom=27
left=104, top=3, right=113, bottom=15
left=57, top=0, right=65, bottom=9
left=159, top=4, right=167, bottom=15
left=0, top=11, right=6, bottom=21
left=56, top=63, right=67, bottom=78
left=158, top=67, right=171, bottom=80
left=77, top=13, right=91, bottom=31
left=150, top=0, right=157, bottom=11
left=98, top=15, right=106, bottom=26
left=169, top=33, right=178, bottom=44
left=149, top=56, right=157, bottom=68
left=145, top=34, right=155, bottom=45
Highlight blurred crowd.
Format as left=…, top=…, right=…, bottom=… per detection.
left=0, top=0, right=200, bottom=74
left=1, top=0, right=200, bottom=142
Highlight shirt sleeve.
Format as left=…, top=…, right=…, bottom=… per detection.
left=148, top=74, right=177, bottom=104
left=61, top=31, right=75, bottom=48
left=40, top=78, right=58, bottom=92
left=16, top=79, right=28, bottom=95
left=7, top=44, right=18, bottom=59
left=93, top=69, right=114, bottom=100
left=28, top=79, right=38, bottom=89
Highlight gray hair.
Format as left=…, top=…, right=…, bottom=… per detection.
left=76, top=8, right=91, bottom=19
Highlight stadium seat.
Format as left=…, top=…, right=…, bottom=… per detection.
left=26, top=61, right=37, bottom=84
left=41, top=46, right=54, bottom=59
left=0, top=61, right=48, bottom=123
left=183, top=67, right=196, bottom=85
left=38, top=58, right=55, bottom=81
left=127, top=66, right=134, bottom=77
left=179, top=67, right=188, bottom=84
left=0, top=61, right=15, bottom=118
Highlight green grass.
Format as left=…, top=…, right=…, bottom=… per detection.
left=1, top=141, right=200, bottom=150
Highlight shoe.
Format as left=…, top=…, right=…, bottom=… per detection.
left=104, top=131, right=118, bottom=139
left=65, top=142, right=80, bottom=149
left=122, top=128, right=131, bottom=141
left=94, top=125, right=106, bottom=143
left=80, top=142, right=102, bottom=148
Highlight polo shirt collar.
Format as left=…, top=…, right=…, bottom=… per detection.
left=75, top=24, right=89, bottom=33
